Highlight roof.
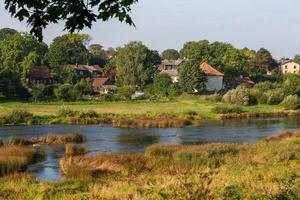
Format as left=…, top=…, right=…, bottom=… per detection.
left=200, top=63, right=224, bottom=77
left=92, top=77, right=109, bottom=88
left=85, top=65, right=103, bottom=73
left=159, top=59, right=184, bottom=71
left=225, top=76, right=255, bottom=87
left=280, top=60, right=300, bottom=66
left=27, top=65, right=53, bottom=79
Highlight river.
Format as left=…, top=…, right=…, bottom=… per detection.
left=0, top=117, right=300, bottom=181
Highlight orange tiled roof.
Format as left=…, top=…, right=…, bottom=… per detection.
left=200, top=62, right=224, bottom=76
left=92, top=77, right=109, bottom=88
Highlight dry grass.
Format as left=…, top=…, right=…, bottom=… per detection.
left=262, top=131, right=299, bottom=142
left=65, top=143, right=87, bottom=157
left=8, top=133, right=86, bottom=145
left=0, top=145, right=45, bottom=176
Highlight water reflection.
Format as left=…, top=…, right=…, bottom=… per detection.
left=0, top=117, right=299, bottom=180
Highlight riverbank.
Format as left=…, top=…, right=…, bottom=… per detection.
left=0, top=97, right=288, bottom=128
left=1, top=131, right=300, bottom=199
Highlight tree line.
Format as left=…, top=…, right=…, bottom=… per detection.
left=0, top=27, right=295, bottom=101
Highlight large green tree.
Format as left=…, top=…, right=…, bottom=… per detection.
left=161, top=49, right=180, bottom=60
left=0, top=32, right=48, bottom=83
left=0, top=28, right=18, bottom=41
left=113, top=41, right=161, bottom=88
left=4, top=0, right=138, bottom=41
left=46, top=34, right=89, bottom=79
left=179, top=59, right=206, bottom=93
left=89, top=44, right=106, bottom=66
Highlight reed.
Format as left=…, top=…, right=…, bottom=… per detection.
left=65, top=143, right=87, bottom=157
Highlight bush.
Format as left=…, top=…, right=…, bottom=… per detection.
left=280, top=95, right=300, bottom=110
left=250, top=89, right=268, bottom=104
left=57, top=108, right=78, bottom=117
left=74, top=78, right=93, bottom=96
left=65, top=143, right=87, bottom=157
left=2, top=110, right=34, bottom=125
left=211, top=105, right=244, bottom=114
left=283, top=74, right=300, bottom=96
left=254, top=81, right=277, bottom=91
left=222, top=87, right=256, bottom=106
left=116, top=86, right=135, bottom=100
left=79, top=110, right=99, bottom=118
left=201, top=93, right=223, bottom=102
left=54, top=84, right=78, bottom=101
left=266, top=89, right=284, bottom=105
left=153, top=73, right=172, bottom=97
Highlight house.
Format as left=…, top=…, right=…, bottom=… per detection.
left=92, top=77, right=117, bottom=94
left=85, top=65, right=103, bottom=78
left=199, top=63, right=224, bottom=91
left=224, top=76, right=255, bottom=89
left=66, top=64, right=91, bottom=78
left=159, top=59, right=184, bottom=83
left=280, top=60, right=300, bottom=74
left=26, top=65, right=56, bottom=85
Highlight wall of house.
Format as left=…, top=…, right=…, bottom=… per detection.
left=205, top=76, right=223, bottom=91
left=280, top=62, right=300, bottom=74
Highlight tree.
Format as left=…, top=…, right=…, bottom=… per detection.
left=54, top=84, right=77, bottom=101
left=161, top=49, right=180, bottom=60
left=179, top=59, right=206, bottom=93
left=0, top=28, right=18, bottom=41
left=74, top=78, right=93, bottom=96
left=89, top=44, right=106, bottom=66
left=254, top=48, right=277, bottom=74
left=46, top=34, right=89, bottom=79
left=0, top=68, right=27, bottom=98
left=4, top=0, right=138, bottom=41
left=294, top=55, right=300, bottom=64
left=113, top=41, right=161, bottom=88
left=153, top=73, right=172, bottom=97
left=0, top=33, right=48, bottom=84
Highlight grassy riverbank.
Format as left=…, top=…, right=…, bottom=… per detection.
left=0, top=97, right=282, bottom=119
left=1, top=132, right=300, bottom=199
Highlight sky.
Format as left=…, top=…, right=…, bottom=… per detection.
left=1, top=0, right=300, bottom=58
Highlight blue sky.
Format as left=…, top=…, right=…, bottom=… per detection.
left=1, top=0, right=300, bottom=58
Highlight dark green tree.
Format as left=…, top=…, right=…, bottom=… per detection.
left=0, top=28, right=18, bottom=41
left=179, top=59, right=206, bottom=93
left=89, top=44, right=106, bottom=66
left=254, top=48, right=277, bottom=74
left=161, top=49, right=180, bottom=60
left=113, top=41, right=161, bottom=88
left=4, top=0, right=138, bottom=41
left=294, top=55, right=300, bottom=64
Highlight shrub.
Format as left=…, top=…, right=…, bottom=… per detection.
left=254, top=81, right=277, bottom=91
left=116, top=86, right=135, bottom=100
left=54, top=84, right=78, bottom=101
left=201, top=93, right=223, bottom=102
left=280, top=95, right=300, bottom=110
left=74, top=78, right=93, bottom=96
left=250, top=89, right=268, bottom=104
left=2, top=110, right=33, bottom=125
left=222, top=87, right=256, bottom=106
left=153, top=73, right=173, bottom=97
left=266, top=89, right=284, bottom=105
left=79, top=110, right=99, bottom=118
left=65, top=143, right=87, bottom=157
left=57, top=108, right=78, bottom=117
left=283, top=74, right=300, bottom=96
left=211, top=105, right=244, bottom=114
left=31, top=84, right=46, bottom=102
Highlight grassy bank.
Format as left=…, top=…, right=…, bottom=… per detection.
left=1, top=132, right=300, bottom=199
left=0, top=97, right=280, bottom=119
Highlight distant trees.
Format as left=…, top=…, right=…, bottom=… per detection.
left=161, top=49, right=180, bottom=60
left=113, top=41, right=161, bottom=88
left=0, top=28, right=18, bottom=41
left=89, top=44, right=107, bottom=66
left=179, top=59, right=206, bottom=93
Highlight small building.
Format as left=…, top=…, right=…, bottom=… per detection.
left=85, top=65, right=103, bottom=78
left=26, top=65, right=56, bottom=86
left=200, top=63, right=224, bottom=91
left=92, top=77, right=117, bottom=94
left=224, top=76, right=255, bottom=89
left=280, top=60, right=300, bottom=74
left=159, top=59, right=183, bottom=83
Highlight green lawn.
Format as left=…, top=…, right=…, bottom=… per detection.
left=0, top=97, right=283, bottom=119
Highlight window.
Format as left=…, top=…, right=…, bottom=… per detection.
left=285, top=65, right=288, bottom=69
left=295, top=65, right=297, bottom=69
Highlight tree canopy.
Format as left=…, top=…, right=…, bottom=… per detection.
left=161, top=49, right=180, bottom=60
left=4, top=0, right=138, bottom=41
left=254, top=48, right=277, bottom=74
left=113, top=41, right=161, bottom=88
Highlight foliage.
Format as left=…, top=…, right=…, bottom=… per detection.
left=79, top=110, right=99, bottom=118
left=0, top=28, right=18, bottom=41
left=54, top=84, right=78, bottom=101
left=4, top=0, right=138, bottom=41
left=74, top=78, right=93, bottom=96
left=0, top=110, right=33, bottom=125
left=65, top=144, right=87, bottom=157
left=283, top=74, right=300, bottom=96
left=113, top=41, right=161, bottom=88
left=116, top=86, right=136, bottom=100
left=57, top=108, right=79, bottom=117
left=161, top=49, right=180, bottom=60
left=222, top=86, right=256, bottom=106
left=280, top=95, right=300, bottom=110
left=153, top=73, right=173, bottom=97
left=46, top=34, right=89, bottom=79
left=254, top=48, right=278, bottom=74
left=211, top=105, right=244, bottom=114
left=179, top=59, right=206, bottom=93
left=89, top=44, right=107, bottom=66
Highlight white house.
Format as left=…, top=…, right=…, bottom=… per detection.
left=200, top=62, right=224, bottom=91
left=280, top=60, right=300, bottom=74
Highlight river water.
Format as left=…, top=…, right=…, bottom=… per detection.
left=0, top=117, right=300, bottom=181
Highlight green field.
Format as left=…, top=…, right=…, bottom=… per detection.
left=0, top=97, right=282, bottom=118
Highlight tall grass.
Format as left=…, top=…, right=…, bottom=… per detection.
left=0, top=145, right=45, bottom=177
